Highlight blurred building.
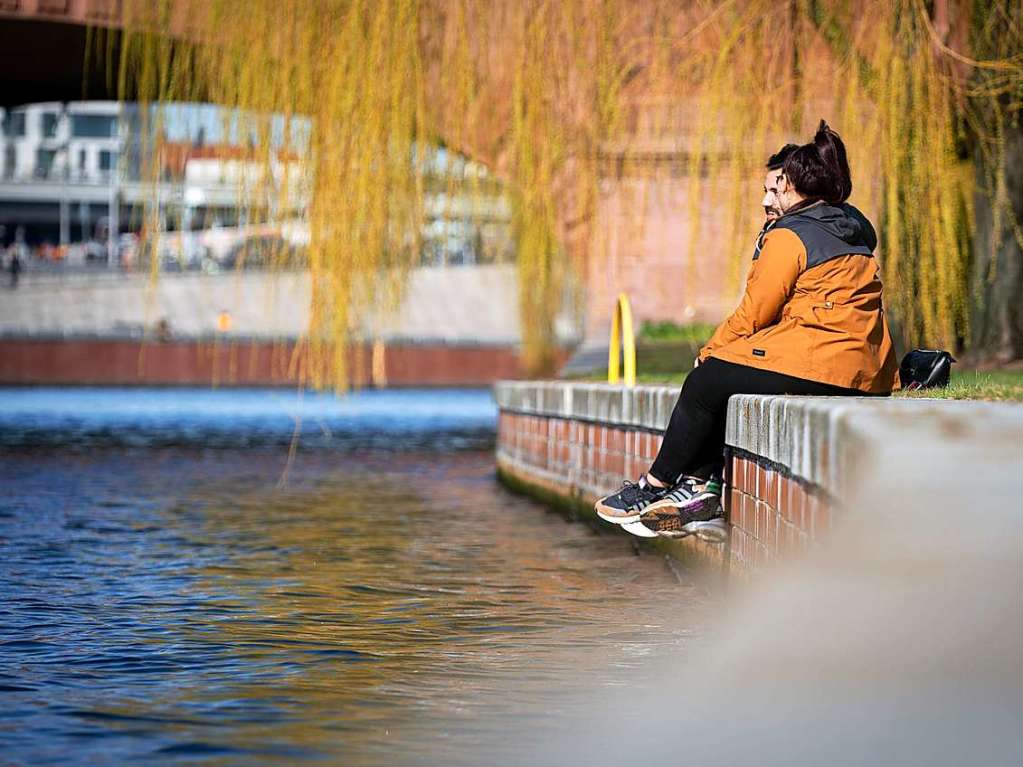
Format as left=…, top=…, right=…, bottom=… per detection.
left=0, top=99, right=259, bottom=253
left=0, top=101, right=513, bottom=272
left=1, top=101, right=124, bottom=248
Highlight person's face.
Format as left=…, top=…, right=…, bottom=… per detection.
left=761, top=168, right=785, bottom=220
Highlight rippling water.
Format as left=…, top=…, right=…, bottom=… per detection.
left=0, top=388, right=712, bottom=765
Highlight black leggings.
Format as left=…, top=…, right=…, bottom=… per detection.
left=648, top=357, right=865, bottom=484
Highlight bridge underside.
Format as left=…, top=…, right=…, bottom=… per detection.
left=2, top=19, right=121, bottom=108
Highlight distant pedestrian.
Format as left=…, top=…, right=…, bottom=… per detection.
left=9, top=249, right=21, bottom=289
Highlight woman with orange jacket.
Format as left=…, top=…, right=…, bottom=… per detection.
left=596, top=121, right=899, bottom=538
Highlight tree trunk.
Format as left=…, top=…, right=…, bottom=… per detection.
left=970, top=114, right=1023, bottom=364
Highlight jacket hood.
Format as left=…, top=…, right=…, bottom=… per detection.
left=771, top=201, right=877, bottom=268
left=784, top=202, right=877, bottom=251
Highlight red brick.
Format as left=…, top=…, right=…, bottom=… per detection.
left=725, top=486, right=739, bottom=518
left=746, top=460, right=757, bottom=494
left=609, top=428, right=624, bottom=452
left=732, top=497, right=745, bottom=532
left=745, top=497, right=757, bottom=536
left=776, top=476, right=789, bottom=518
left=781, top=477, right=795, bottom=524
left=731, top=458, right=745, bottom=493
left=789, top=485, right=806, bottom=531
left=762, top=468, right=778, bottom=511
left=764, top=503, right=776, bottom=546
left=607, top=452, right=625, bottom=476
left=760, top=505, right=772, bottom=548
left=733, top=458, right=746, bottom=493
left=735, top=492, right=750, bottom=534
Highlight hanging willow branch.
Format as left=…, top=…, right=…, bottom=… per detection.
left=115, top=0, right=1023, bottom=385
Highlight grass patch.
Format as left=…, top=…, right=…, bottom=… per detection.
left=562, top=321, right=712, bottom=383
left=896, top=369, right=1023, bottom=402
left=639, top=320, right=717, bottom=344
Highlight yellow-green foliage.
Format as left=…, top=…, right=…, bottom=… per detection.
left=113, top=0, right=1022, bottom=387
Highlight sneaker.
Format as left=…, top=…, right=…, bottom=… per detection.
left=638, top=477, right=725, bottom=540
left=642, top=475, right=720, bottom=514
left=618, top=475, right=701, bottom=538
left=594, top=475, right=669, bottom=524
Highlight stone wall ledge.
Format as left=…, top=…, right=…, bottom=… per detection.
left=494, top=380, right=1023, bottom=573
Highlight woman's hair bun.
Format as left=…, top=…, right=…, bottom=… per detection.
left=782, top=118, right=852, bottom=204
left=814, top=119, right=834, bottom=148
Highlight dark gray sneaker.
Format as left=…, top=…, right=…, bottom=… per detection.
left=595, top=475, right=669, bottom=524
left=638, top=477, right=726, bottom=542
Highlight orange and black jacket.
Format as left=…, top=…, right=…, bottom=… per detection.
left=699, top=202, right=899, bottom=394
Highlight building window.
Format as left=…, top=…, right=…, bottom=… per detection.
left=71, top=114, right=117, bottom=139
left=36, top=149, right=57, bottom=178
left=98, top=150, right=117, bottom=172
left=4, top=146, right=16, bottom=179
left=79, top=149, right=87, bottom=170
left=3, top=112, right=26, bottom=137
left=42, top=112, right=60, bottom=138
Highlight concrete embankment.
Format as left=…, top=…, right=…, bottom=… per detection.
left=0, top=264, right=574, bottom=386
left=494, top=380, right=1023, bottom=575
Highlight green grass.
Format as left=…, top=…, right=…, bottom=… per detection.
left=564, top=321, right=712, bottom=384
left=895, top=369, right=1023, bottom=402
left=639, top=320, right=717, bottom=344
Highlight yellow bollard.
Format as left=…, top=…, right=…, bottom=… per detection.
left=608, top=293, right=636, bottom=387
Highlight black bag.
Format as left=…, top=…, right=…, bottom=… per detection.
left=899, top=349, right=955, bottom=390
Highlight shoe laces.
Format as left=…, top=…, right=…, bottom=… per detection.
left=617, top=478, right=660, bottom=504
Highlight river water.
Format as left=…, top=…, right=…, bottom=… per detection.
left=0, top=388, right=712, bottom=765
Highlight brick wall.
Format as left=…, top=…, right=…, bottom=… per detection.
left=0, top=338, right=556, bottom=387
left=495, top=382, right=728, bottom=567
left=495, top=382, right=883, bottom=575
left=726, top=452, right=832, bottom=572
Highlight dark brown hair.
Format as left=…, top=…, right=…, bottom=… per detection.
left=766, top=143, right=798, bottom=170
left=781, top=120, right=852, bottom=204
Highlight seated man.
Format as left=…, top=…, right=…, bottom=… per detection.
left=595, top=121, right=898, bottom=539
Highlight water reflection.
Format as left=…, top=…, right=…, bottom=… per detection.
left=0, top=389, right=712, bottom=765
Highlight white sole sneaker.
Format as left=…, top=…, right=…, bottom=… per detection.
left=657, top=518, right=728, bottom=543
left=620, top=519, right=658, bottom=538
left=595, top=506, right=643, bottom=525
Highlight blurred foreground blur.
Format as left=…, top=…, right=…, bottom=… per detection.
left=517, top=405, right=1023, bottom=766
